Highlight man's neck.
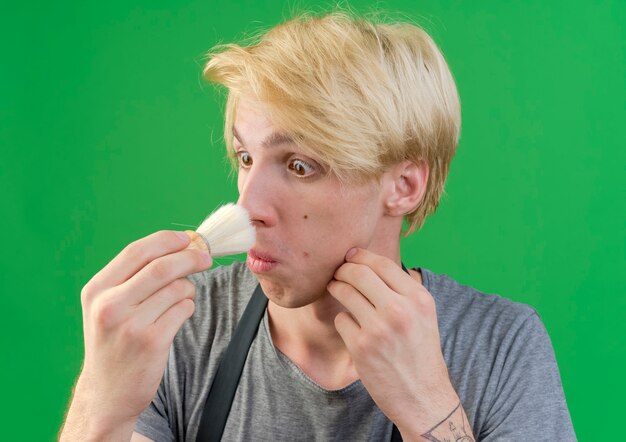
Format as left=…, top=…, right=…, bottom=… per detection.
left=267, top=292, right=359, bottom=390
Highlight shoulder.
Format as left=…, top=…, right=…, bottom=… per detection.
left=419, top=267, right=538, bottom=340
left=411, top=268, right=576, bottom=438
left=175, top=261, right=259, bottom=346
left=187, top=262, right=258, bottom=304
left=188, top=259, right=258, bottom=315
left=187, top=260, right=258, bottom=296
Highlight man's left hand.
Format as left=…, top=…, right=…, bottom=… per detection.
left=327, top=247, right=464, bottom=438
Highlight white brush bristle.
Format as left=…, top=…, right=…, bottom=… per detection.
left=195, top=203, right=256, bottom=257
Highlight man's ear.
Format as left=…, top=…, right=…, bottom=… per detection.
left=383, top=160, right=429, bottom=216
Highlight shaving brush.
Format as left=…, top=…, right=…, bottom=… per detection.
left=184, top=203, right=256, bottom=257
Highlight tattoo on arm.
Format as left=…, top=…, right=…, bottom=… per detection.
left=421, top=402, right=475, bottom=442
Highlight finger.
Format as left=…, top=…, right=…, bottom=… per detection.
left=327, top=279, right=376, bottom=326
left=345, top=248, right=420, bottom=298
left=333, top=262, right=396, bottom=308
left=135, top=277, right=196, bottom=328
left=334, top=311, right=360, bottom=349
left=87, top=230, right=192, bottom=292
left=151, top=298, right=196, bottom=347
left=118, top=248, right=210, bottom=305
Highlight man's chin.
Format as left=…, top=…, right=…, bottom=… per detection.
left=258, top=279, right=323, bottom=309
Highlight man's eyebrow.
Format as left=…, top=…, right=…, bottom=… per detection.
left=232, top=126, right=295, bottom=149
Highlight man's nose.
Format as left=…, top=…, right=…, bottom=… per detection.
left=237, top=166, right=278, bottom=228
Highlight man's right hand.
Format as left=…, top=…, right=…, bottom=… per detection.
left=59, top=230, right=212, bottom=441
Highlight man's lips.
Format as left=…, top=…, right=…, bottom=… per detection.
left=246, top=248, right=279, bottom=274
left=248, top=248, right=278, bottom=263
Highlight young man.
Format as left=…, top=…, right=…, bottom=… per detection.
left=60, top=11, right=576, bottom=441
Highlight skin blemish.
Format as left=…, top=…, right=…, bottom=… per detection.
left=303, top=214, right=308, bottom=219
left=303, top=251, right=309, bottom=258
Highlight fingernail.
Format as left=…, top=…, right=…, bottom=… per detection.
left=345, top=248, right=358, bottom=260
left=176, top=231, right=190, bottom=242
left=200, top=251, right=212, bottom=266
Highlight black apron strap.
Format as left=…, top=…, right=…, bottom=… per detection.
left=391, top=424, right=403, bottom=442
left=196, top=284, right=268, bottom=442
left=197, top=263, right=413, bottom=441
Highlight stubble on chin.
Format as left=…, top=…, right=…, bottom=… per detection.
left=261, top=277, right=332, bottom=309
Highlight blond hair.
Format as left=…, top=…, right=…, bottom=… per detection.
left=203, top=9, right=461, bottom=236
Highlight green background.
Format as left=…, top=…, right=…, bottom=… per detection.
left=2, top=0, right=624, bottom=440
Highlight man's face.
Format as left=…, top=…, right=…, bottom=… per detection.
left=234, top=97, right=389, bottom=308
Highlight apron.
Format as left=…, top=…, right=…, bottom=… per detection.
left=196, top=264, right=411, bottom=441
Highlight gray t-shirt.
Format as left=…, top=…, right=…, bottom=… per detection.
left=135, top=262, right=576, bottom=441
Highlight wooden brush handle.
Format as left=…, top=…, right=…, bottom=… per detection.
left=183, top=230, right=210, bottom=253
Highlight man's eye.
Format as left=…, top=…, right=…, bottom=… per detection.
left=237, top=152, right=252, bottom=167
left=288, top=159, right=315, bottom=177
